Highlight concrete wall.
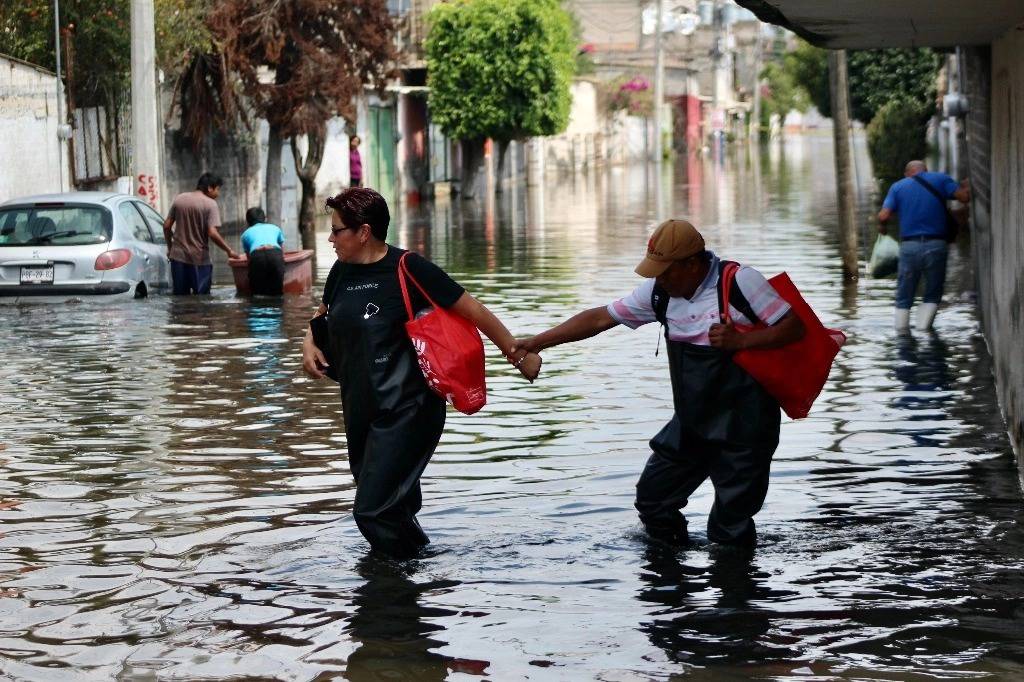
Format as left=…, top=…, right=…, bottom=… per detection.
left=545, top=80, right=604, bottom=173
left=979, top=32, right=1024, bottom=460
left=162, top=127, right=264, bottom=240
left=0, top=56, right=69, bottom=201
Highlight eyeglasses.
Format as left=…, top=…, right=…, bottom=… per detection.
left=330, top=225, right=356, bottom=237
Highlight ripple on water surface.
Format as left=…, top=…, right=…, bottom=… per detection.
left=1, top=138, right=1023, bottom=680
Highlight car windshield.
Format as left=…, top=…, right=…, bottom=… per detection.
left=0, top=205, right=112, bottom=246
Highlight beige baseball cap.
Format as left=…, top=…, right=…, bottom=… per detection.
left=635, top=219, right=705, bottom=278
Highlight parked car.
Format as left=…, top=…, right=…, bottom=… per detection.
left=0, top=192, right=170, bottom=302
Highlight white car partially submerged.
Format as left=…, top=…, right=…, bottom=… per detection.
left=0, top=192, right=171, bottom=302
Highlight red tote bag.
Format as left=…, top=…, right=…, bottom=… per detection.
left=721, top=263, right=845, bottom=419
left=398, top=253, right=487, bottom=415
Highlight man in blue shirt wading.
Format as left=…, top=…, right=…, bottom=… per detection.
left=877, top=160, right=970, bottom=332
left=240, top=207, right=286, bottom=296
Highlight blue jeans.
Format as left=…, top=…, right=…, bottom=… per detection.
left=895, top=237, right=947, bottom=309
left=170, top=260, right=213, bottom=295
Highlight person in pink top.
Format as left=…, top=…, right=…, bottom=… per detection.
left=349, top=135, right=363, bottom=188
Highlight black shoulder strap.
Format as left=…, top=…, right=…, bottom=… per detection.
left=716, top=260, right=762, bottom=325
left=910, top=174, right=950, bottom=209
left=651, top=283, right=670, bottom=326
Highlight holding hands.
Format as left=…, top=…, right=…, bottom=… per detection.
left=507, top=346, right=542, bottom=383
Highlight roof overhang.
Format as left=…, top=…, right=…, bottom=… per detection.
left=735, top=1, right=1024, bottom=49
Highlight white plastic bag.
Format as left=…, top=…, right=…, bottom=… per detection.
left=868, top=234, right=899, bottom=278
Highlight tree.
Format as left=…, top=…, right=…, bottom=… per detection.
left=785, top=41, right=830, bottom=118
left=786, top=40, right=941, bottom=124
left=847, top=49, right=941, bottom=124
left=207, top=0, right=397, bottom=251
left=426, top=0, right=575, bottom=198
left=758, top=60, right=808, bottom=135
left=867, top=100, right=931, bottom=195
left=1, top=0, right=130, bottom=110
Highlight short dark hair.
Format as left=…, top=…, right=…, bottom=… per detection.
left=325, top=187, right=389, bottom=240
left=245, top=207, right=266, bottom=226
left=197, top=172, right=223, bottom=192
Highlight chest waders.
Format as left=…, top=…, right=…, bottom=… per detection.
left=635, top=262, right=781, bottom=545
left=328, top=262, right=446, bottom=558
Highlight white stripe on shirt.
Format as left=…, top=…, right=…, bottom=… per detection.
left=606, top=252, right=790, bottom=346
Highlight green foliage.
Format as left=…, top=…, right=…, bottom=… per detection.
left=866, top=100, right=931, bottom=194
left=785, top=40, right=941, bottom=124
left=785, top=41, right=830, bottom=117
left=1, top=0, right=210, bottom=108
left=426, top=0, right=576, bottom=141
left=848, top=48, right=941, bottom=123
left=0, top=3, right=52, bottom=68
left=154, top=0, right=212, bottom=76
left=1, top=0, right=131, bottom=108
left=758, top=60, right=808, bottom=131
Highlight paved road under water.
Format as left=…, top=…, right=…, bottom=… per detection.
left=2, top=136, right=1023, bottom=680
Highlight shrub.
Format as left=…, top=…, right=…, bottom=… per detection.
left=866, top=100, right=932, bottom=196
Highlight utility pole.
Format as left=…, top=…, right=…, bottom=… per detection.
left=750, top=24, right=763, bottom=140
left=652, top=0, right=665, bottom=163
left=52, top=0, right=69, bottom=191
left=828, top=49, right=858, bottom=280
left=709, top=0, right=724, bottom=153
left=131, top=0, right=162, bottom=210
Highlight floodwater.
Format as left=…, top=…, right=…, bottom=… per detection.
left=2, top=135, right=1023, bottom=681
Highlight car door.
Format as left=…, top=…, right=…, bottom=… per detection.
left=116, top=200, right=162, bottom=287
left=131, top=202, right=170, bottom=289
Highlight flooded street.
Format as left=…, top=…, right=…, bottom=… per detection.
left=2, top=136, right=1023, bottom=680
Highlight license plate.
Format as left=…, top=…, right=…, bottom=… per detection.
left=20, top=265, right=54, bottom=284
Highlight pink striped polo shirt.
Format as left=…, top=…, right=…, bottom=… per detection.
left=607, top=253, right=790, bottom=346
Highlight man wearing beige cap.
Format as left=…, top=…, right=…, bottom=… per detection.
left=513, top=219, right=804, bottom=545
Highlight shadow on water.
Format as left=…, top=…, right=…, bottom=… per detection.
left=1, top=136, right=1023, bottom=679
left=638, top=543, right=800, bottom=668
left=343, top=556, right=487, bottom=681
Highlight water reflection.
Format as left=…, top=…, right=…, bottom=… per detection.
left=0, top=136, right=1022, bottom=679
left=344, top=556, right=488, bottom=680
left=638, top=544, right=799, bottom=667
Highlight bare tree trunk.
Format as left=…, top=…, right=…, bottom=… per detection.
left=494, top=139, right=510, bottom=193
left=459, top=137, right=485, bottom=200
left=266, top=123, right=283, bottom=224
left=292, top=124, right=326, bottom=271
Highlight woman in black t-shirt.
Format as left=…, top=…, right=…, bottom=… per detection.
left=301, top=188, right=541, bottom=558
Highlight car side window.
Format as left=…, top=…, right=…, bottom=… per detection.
left=118, top=202, right=154, bottom=243
left=133, top=202, right=167, bottom=244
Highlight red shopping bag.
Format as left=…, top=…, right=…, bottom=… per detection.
left=720, top=262, right=845, bottom=419
left=398, top=253, right=487, bottom=415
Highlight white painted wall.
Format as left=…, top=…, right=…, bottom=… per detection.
left=982, top=28, right=1024, bottom=458
left=545, top=80, right=605, bottom=173
left=0, top=56, right=69, bottom=201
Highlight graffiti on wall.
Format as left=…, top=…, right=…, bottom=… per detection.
left=136, top=174, right=159, bottom=208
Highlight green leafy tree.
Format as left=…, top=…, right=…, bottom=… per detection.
left=784, top=41, right=940, bottom=195
left=2, top=0, right=218, bottom=150
left=785, top=41, right=830, bottom=117
left=426, top=0, right=575, bottom=198
left=1, top=0, right=130, bottom=110
left=867, top=100, right=931, bottom=196
left=154, top=0, right=213, bottom=75
left=786, top=40, right=941, bottom=124
left=758, top=60, right=808, bottom=135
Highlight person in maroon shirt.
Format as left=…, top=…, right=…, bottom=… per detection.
left=349, top=135, right=363, bottom=188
